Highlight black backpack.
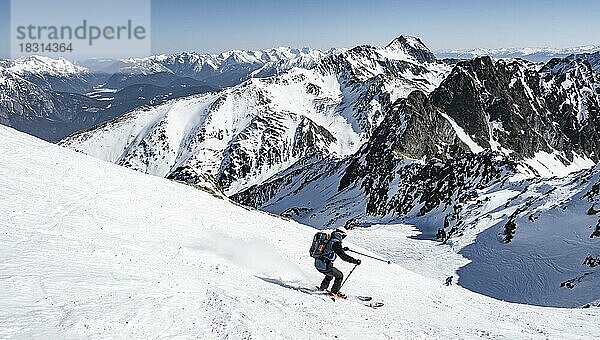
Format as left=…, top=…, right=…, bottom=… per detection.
left=309, top=232, right=330, bottom=258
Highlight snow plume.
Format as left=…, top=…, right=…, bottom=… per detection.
left=186, top=232, right=311, bottom=282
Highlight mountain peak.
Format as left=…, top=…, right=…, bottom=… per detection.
left=8, top=55, right=88, bottom=77
left=384, top=35, right=436, bottom=63
left=386, top=35, right=428, bottom=50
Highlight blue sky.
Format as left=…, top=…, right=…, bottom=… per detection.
left=1, top=0, right=599, bottom=58
left=151, top=0, right=600, bottom=53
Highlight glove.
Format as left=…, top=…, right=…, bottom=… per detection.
left=343, top=247, right=349, bottom=251
left=355, top=259, right=361, bottom=265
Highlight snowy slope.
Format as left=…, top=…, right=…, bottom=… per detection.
left=452, top=167, right=600, bottom=307
left=1, top=125, right=599, bottom=339
left=237, top=151, right=600, bottom=307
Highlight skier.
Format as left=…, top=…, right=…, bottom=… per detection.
left=445, top=276, right=453, bottom=286
left=315, top=226, right=361, bottom=299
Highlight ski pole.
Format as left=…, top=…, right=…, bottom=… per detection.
left=346, top=249, right=391, bottom=264
left=340, top=263, right=358, bottom=290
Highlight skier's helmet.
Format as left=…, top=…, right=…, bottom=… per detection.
left=335, top=226, right=349, bottom=239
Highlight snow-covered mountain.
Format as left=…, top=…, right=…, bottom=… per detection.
left=8, top=55, right=86, bottom=77
left=0, top=65, right=218, bottom=142
left=0, top=67, right=109, bottom=141
left=569, top=51, right=600, bottom=73
left=240, top=53, right=600, bottom=200
left=236, top=54, right=600, bottom=214
left=1, top=124, right=599, bottom=338
left=61, top=36, right=452, bottom=195
left=5, top=55, right=103, bottom=93
left=436, top=45, right=600, bottom=63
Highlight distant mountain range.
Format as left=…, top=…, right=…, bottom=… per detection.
left=81, top=47, right=327, bottom=89
left=436, top=46, right=600, bottom=63
left=0, top=48, right=324, bottom=141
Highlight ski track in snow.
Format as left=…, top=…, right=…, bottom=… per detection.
left=1, top=125, right=599, bottom=339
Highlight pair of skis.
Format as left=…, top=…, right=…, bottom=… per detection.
left=314, top=287, right=384, bottom=308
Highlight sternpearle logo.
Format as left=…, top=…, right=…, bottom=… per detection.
left=10, top=0, right=151, bottom=60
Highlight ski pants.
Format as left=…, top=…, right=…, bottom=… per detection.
left=319, top=267, right=343, bottom=293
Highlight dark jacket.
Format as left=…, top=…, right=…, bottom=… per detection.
left=314, top=231, right=357, bottom=271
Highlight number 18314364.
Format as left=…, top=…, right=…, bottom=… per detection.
left=19, top=43, right=74, bottom=53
